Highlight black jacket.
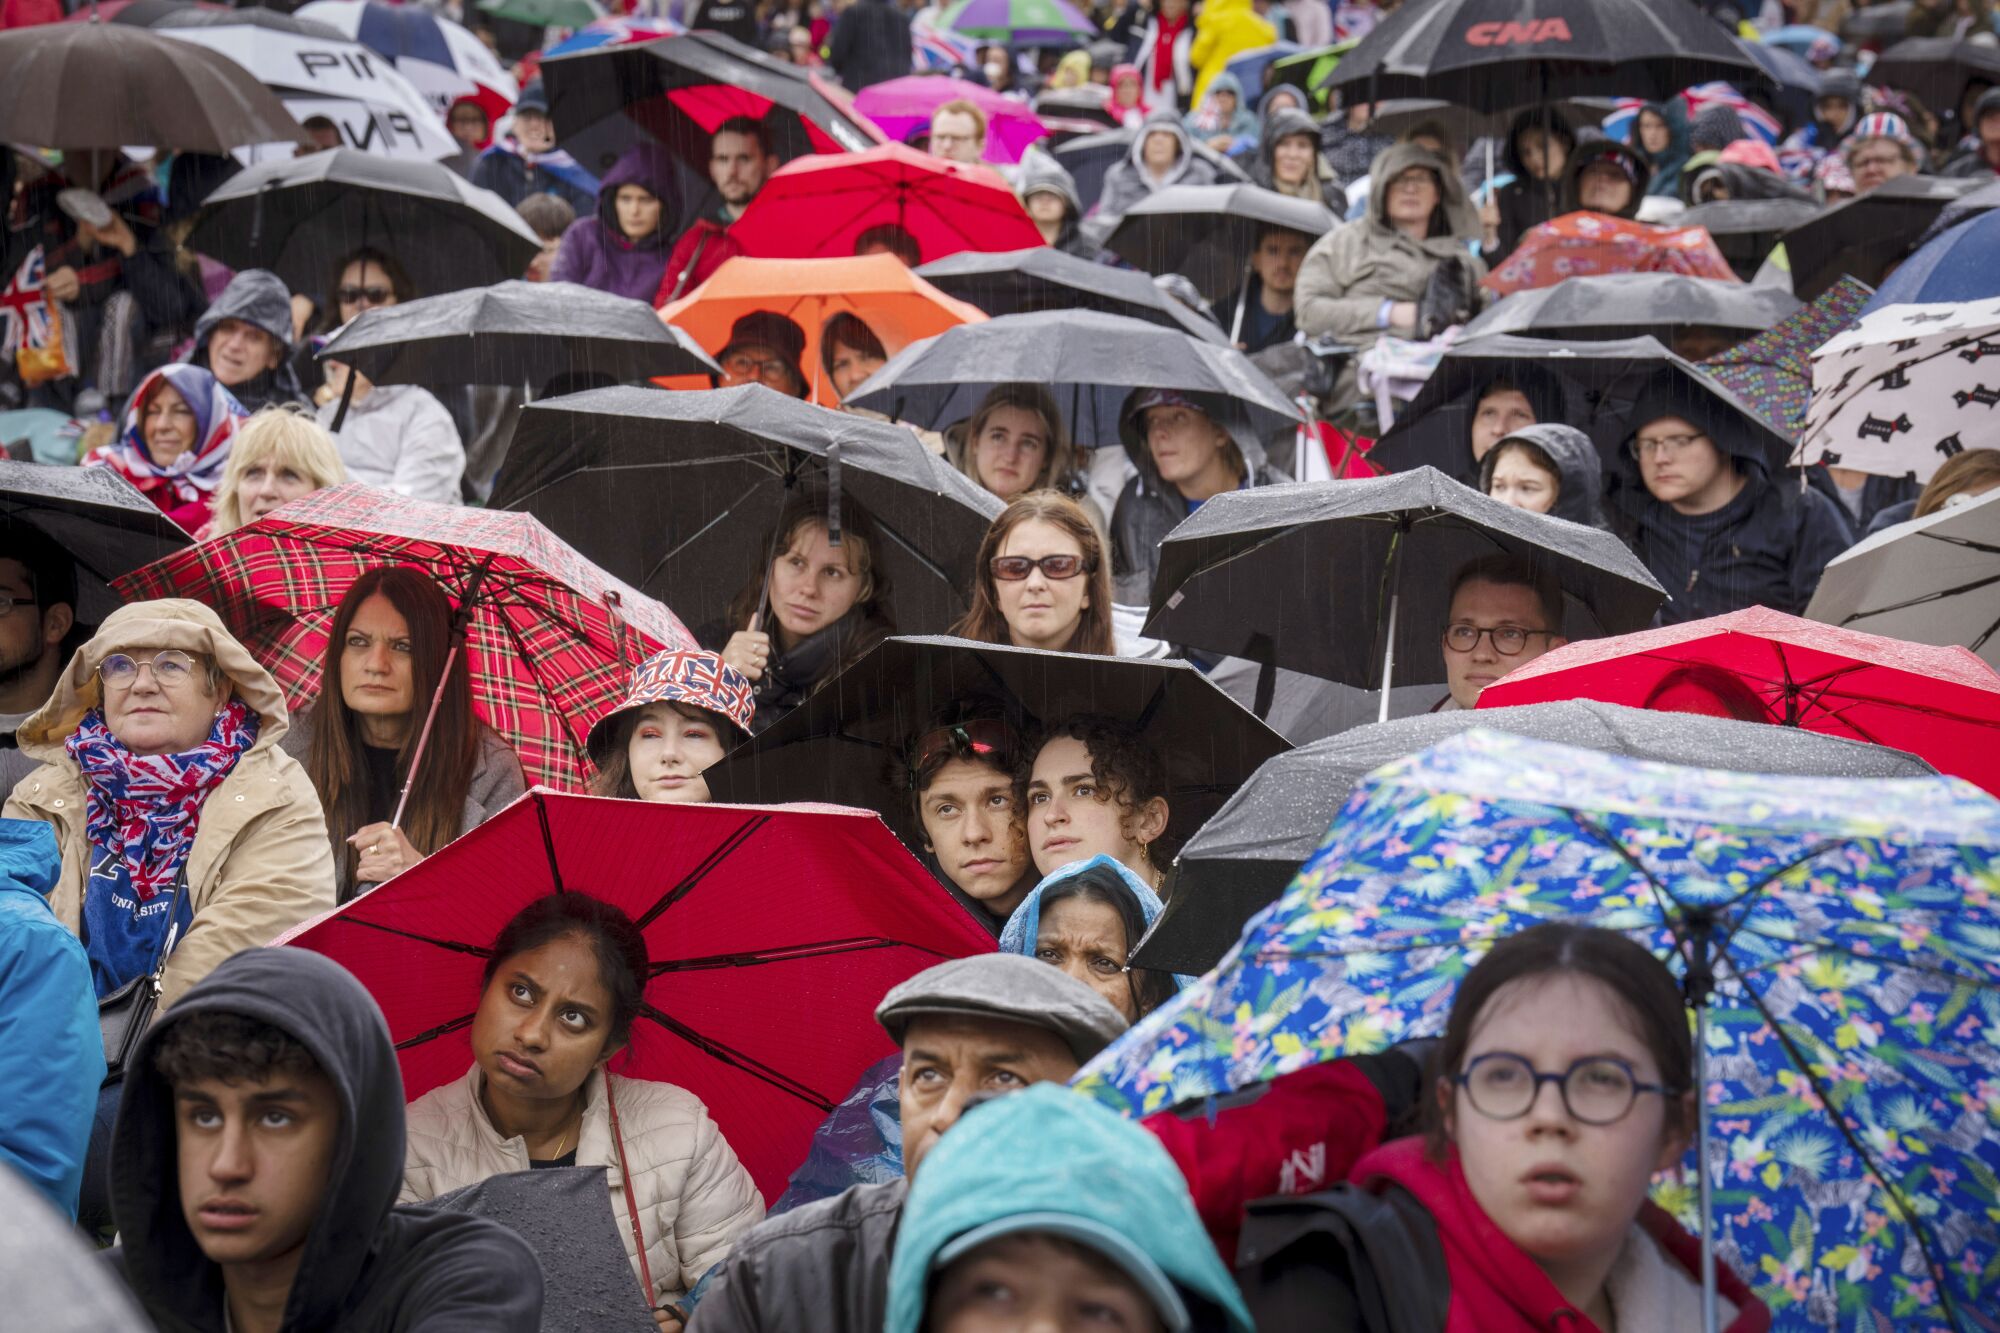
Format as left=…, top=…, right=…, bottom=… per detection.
left=1216, top=271, right=1298, bottom=353
left=1490, top=110, right=1578, bottom=263
left=685, top=1178, right=906, bottom=1332
left=107, top=949, right=544, bottom=1332
left=827, top=0, right=911, bottom=93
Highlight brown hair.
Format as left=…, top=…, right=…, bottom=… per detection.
left=589, top=700, right=734, bottom=799
left=953, top=383, right=1079, bottom=499
left=1915, top=448, right=2000, bottom=518
left=306, top=567, right=479, bottom=900
left=1448, top=553, right=1564, bottom=632
left=1025, top=714, right=1175, bottom=865
left=1422, top=923, right=1694, bottom=1158
left=722, top=485, right=893, bottom=647
left=951, top=491, right=1113, bottom=656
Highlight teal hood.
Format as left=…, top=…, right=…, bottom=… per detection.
left=885, top=1083, right=1253, bottom=1333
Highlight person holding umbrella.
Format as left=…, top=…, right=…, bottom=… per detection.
left=1842, top=112, right=1925, bottom=194
left=1094, top=109, right=1216, bottom=227
left=401, top=893, right=765, bottom=1325
left=1485, top=112, right=1577, bottom=262
left=1016, top=152, right=1098, bottom=258
left=470, top=83, right=599, bottom=216
left=282, top=568, right=526, bottom=902
left=1477, top=424, right=1611, bottom=530
left=711, top=312, right=811, bottom=399
left=0, top=525, right=80, bottom=797
left=656, top=119, right=782, bottom=305
left=1250, top=105, right=1342, bottom=210
left=819, top=312, right=889, bottom=406
left=1629, top=101, right=1692, bottom=199
left=1944, top=87, right=2000, bottom=177
left=587, top=648, right=756, bottom=806
left=951, top=492, right=1115, bottom=655
left=1437, top=554, right=1571, bottom=712
left=1862, top=447, right=2000, bottom=534
left=81, top=364, right=247, bottom=533
left=188, top=270, right=308, bottom=414
left=892, top=709, right=1039, bottom=929
left=1560, top=142, right=1652, bottom=222
left=1215, top=222, right=1308, bottom=353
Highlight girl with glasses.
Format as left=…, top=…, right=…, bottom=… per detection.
left=951, top=493, right=1115, bottom=657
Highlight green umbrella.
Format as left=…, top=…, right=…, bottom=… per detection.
left=477, top=0, right=603, bottom=29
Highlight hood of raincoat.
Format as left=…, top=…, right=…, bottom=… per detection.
left=1614, top=371, right=1779, bottom=493
left=1502, top=108, right=1577, bottom=182
left=193, top=269, right=293, bottom=354
left=884, top=1083, right=1255, bottom=1333
left=1257, top=106, right=1328, bottom=180
left=1688, top=103, right=1748, bottom=152
left=1255, top=82, right=1307, bottom=122
left=1187, top=71, right=1258, bottom=141
left=1127, top=107, right=1198, bottom=188
left=1561, top=139, right=1652, bottom=219
left=1628, top=99, right=1692, bottom=197
left=1478, top=422, right=1609, bottom=530
left=1116, top=385, right=1275, bottom=487
left=16, top=598, right=291, bottom=760
left=1367, top=140, right=1482, bottom=241
left=1017, top=148, right=1082, bottom=218
left=593, top=141, right=679, bottom=252
left=997, top=854, right=1195, bottom=990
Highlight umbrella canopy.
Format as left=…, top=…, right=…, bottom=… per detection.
left=544, top=15, right=684, bottom=58
left=1140, top=467, right=1665, bottom=691
left=939, top=0, right=1093, bottom=46
left=726, top=144, right=1044, bottom=265
left=1700, top=276, right=1872, bottom=436
left=280, top=791, right=998, bottom=1202
left=843, top=308, right=1303, bottom=449
left=1733, top=35, right=1822, bottom=130
left=700, top=635, right=1290, bottom=856
left=185, top=149, right=542, bottom=301
left=1799, top=294, right=2000, bottom=485
left=0, top=20, right=310, bottom=153
left=1921, top=177, right=2000, bottom=246
left=1102, top=183, right=1337, bottom=307
left=542, top=29, right=880, bottom=170
left=296, top=0, right=519, bottom=126
left=479, top=0, right=605, bottom=26
left=1366, top=95, right=1608, bottom=145
left=1483, top=211, right=1739, bottom=297
left=1030, top=87, right=1121, bottom=130
left=656, top=254, right=987, bottom=405
left=489, top=385, right=1003, bottom=636
left=112, top=483, right=695, bottom=790
left=152, top=6, right=458, bottom=163
left=1780, top=174, right=1982, bottom=303
left=1321, top=0, right=1766, bottom=111
left=1479, top=605, right=2000, bottom=796
left=1137, top=699, right=1937, bottom=976
left=1807, top=487, right=2000, bottom=672
left=1051, top=126, right=1251, bottom=215
left=316, top=281, right=717, bottom=388
left=1225, top=41, right=1304, bottom=94
left=1465, top=272, right=1798, bottom=346
left=914, top=247, right=1229, bottom=343
left=854, top=75, right=1049, bottom=165
left=1077, top=728, right=2000, bottom=1333
left=1866, top=37, right=2000, bottom=126
left=1866, top=207, right=2000, bottom=308
left=1677, top=197, right=1820, bottom=280
left=0, top=460, right=190, bottom=623
left=1842, top=0, right=1912, bottom=40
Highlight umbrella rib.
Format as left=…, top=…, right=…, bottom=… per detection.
left=871, top=513, right=958, bottom=592
left=1724, top=932, right=1995, bottom=993
left=636, top=1000, right=835, bottom=1112
left=634, top=814, right=772, bottom=930
left=333, top=916, right=496, bottom=957
left=1839, top=571, right=2000, bottom=624
left=647, top=937, right=941, bottom=972
left=533, top=791, right=567, bottom=894
left=637, top=470, right=781, bottom=591
left=394, top=1013, right=475, bottom=1049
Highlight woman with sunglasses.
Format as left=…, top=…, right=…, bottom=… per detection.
left=951, top=493, right=1115, bottom=656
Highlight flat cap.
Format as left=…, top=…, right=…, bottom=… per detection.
left=876, top=953, right=1129, bottom=1066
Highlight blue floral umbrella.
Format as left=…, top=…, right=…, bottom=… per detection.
left=1075, top=729, right=2000, bottom=1333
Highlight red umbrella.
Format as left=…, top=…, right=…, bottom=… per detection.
left=112, top=483, right=693, bottom=792
left=1482, top=211, right=1741, bottom=297
left=276, top=791, right=996, bottom=1202
left=727, top=142, right=1046, bottom=266
left=1477, top=606, right=2000, bottom=794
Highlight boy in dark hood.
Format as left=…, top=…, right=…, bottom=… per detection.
left=108, top=948, right=543, bottom=1333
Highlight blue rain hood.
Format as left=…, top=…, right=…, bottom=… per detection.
left=999, top=854, right=1195, bottom=990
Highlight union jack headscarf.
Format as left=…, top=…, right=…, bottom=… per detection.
left=101, top=364, right=246, bottom=508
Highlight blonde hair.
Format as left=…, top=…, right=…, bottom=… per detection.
left=206, top=406, right=347, bottom=537
left=953, top=383, right=1078, bottom=499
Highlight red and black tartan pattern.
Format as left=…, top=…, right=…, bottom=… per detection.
left=113, top=485, right=696, bottom=791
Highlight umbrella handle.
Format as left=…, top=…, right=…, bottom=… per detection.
left=329, top=367, right=357, bottom=434
left=605, top=1075, right=659, bottom=1309
left=1697, top=1005, right=1719, bottom=1333
left=389, top=639, right=460, bottom=831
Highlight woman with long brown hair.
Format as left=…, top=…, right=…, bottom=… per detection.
left=948, top=383, right=1104, bottom=531
left=282, top=566, right=525, bottom=900
left=951, top=491, right=1115, bottom=656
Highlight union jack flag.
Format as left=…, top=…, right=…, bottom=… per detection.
left=1602, top=85, right=1782, bottom=149
left=0, top=246, right=55, bottom=357
left=913, top=25, right=978, bottom=72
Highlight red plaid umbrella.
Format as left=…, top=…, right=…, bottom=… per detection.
left=276, top=791, right=997, bottom=1202
left=112, top=484, right=693, bottom=791
left=1476, top=606, right=2000, bottom=795
left=1482, top=211, right=1740, bottom=297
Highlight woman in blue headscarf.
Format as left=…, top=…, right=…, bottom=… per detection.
left=999, top=854, right=1192, bottom=1023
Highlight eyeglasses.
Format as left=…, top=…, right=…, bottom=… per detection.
left=1442, top=624, right=1556, bottom=656
left=1388, top=171, right=1437, bottom=192
left=0, top=594, right=35, bottom=617
left=1629, top=432, right=1706, bottom=460
left=1847, top=152, right=1905, bottom=171
left=98, top=649, right=199, bottom=688
left=907, top=719, right=1018, bottom=788
left=990, top=554, right=1092, bottom=581
left=1455, top=1053, right=1675, bottom=1126
left=337, top=285, right=395, bottom=307
left=721, top=351, right=793, bottom=382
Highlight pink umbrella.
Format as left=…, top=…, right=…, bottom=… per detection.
left=853, top=75, right=1048, bottom=165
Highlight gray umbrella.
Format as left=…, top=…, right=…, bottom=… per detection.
left=1142, top=467, right=1665, bottom=705
left=1805, top=486, right=2000, bottom=670
left=843, top=309, right=1304, bottom=450
left=1051, top=126, right=1251, bottom=215
left=914, top=247, right=1228, bottom=344
left=1678, top=198, right=1822, bottom=279
left=1461, top=273, right=1800, bottom=346
left=0, top=1161, right=150, bottom=1332
left=1102, top=183, right=1337, bottom=309
left=1135, top=700, right=1938, bottom=974
left=0, top=460, right=190, bottom=622
left=316, top=282, right=718, bottom=389
left=417, top=1167, right=656, bottom=1333
left=1780, top=174, right=1980, bottom=302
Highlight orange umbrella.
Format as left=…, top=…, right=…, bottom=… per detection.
left=657, top=253, right=988, bottom=404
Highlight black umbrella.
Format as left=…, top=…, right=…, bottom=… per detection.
left=1868, top=38, right=2000, bottom=125
left=1461, top=273, right=1800, bottom=347
left=701, top=634, right=1290, bottom=856
left=1032, top=88, right=1122, bottom=129
left=0, top=460, right=190, bottom=622
left=1102, top=183, right=1338, bottom=314
left=1134, top=700, right=1939, bottom=974
left=418, top=1168, right=656, bottom=1333
left=1364, top=95, right=1611, bottom=144
left=1052, top=126, right=1251, bottom=215
left=1323, top=0, right=1767, bottom=112
left=542, top=29, right=879, bottom=173
left=915, top=247, right=1229, bottom=344
left=1922, top=177, right=2000, bottom=245
left=1843, top=2, right=1913, bottom=43
left=1679, top=197, right=1822, bottom=279
left=315, top=281, right=718, bottom=389
left=1141, top=467, right=1665, bottom=701
left=1733, top=35, right=1821, bottom=133
left=186, top=149, right=542, bottom=302
left=843, top=309, right=1304, bottom=450
left=0, top=20, right=308, bottom=153
left=489, top=384, right=1002, bottom=636
left=1780, top=173, right=1983, bottom=302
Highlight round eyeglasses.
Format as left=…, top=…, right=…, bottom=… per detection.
left=97, top=649, right=199, bottom=688
left=1441, top=624, right=1557, bottom=656
left=1455, top=1053, right=1675, bottom=1126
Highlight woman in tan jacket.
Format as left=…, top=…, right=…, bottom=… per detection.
left=400, top=893, right=764, bottom=1327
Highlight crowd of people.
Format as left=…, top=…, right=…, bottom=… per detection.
left=3, top=0, right=1998, bottom=1328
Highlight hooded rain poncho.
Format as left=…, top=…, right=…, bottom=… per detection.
left=191, top=269, right=307, bottom=413
left=549, top=141, right=681, bottom=303
left=1478, top=423, right=1612, bottom=531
